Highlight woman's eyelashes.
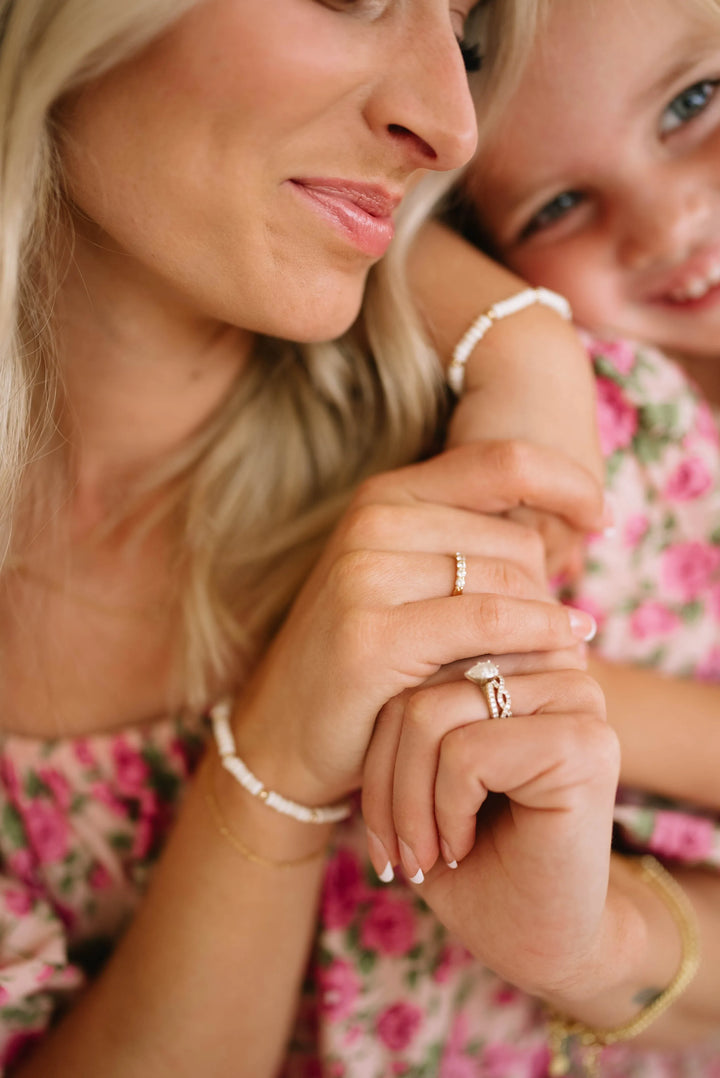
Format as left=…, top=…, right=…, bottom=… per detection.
left=457, top=37, right=481, bottom=73
left=320, top=0, right=389, bottom=16
left=519, top=190, right=584, bottom=240
left=659, top=78, right=720, bottom=136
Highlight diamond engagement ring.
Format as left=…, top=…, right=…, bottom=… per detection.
left=464, top=658, right=512, bottom=719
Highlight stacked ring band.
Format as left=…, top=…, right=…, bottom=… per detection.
left=464, top=658, right=512, bottom=718
left=452, top=552, right=467, bottom=596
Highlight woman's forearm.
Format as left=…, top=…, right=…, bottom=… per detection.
left=15, top=755, right=330, bottom=1078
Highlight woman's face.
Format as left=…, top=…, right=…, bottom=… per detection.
left=59, top=0, right=479, bottom=343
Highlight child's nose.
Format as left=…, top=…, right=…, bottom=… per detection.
left=618, top=180, right=711, bottom=272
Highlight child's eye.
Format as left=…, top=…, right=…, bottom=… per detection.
left=660, top=79, right=719, bottom=135
left=520, top=190, right=584, bottom=240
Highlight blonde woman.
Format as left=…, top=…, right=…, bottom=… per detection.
left=0, top=2, right=696, bottom=1076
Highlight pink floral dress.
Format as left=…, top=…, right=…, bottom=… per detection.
left=0, top=337, right=719, bottom=1076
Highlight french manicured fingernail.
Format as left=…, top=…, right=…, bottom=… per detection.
left=440, top=838, right=458, bottom=870
left=366, top=829, right=394, bottom=883
left=568, top=607, right=597, bottom=642
left=398, top=838, right=424, bottom=884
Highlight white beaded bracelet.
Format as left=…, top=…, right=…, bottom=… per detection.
left=447, top=286, right=572, bottom=395
left=209, top=699, right=353, bottom=824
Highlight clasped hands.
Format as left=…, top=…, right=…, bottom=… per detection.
left=238, top=439, right=620, bottom=1003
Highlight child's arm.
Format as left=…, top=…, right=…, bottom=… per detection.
left=409, top=220, right=603, bottom=475
left=589, top=655, right=720, bottom=810
left=409, top=221, right=604, bottom=578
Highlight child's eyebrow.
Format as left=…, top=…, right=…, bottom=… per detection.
left=632, top=39, right=720, bottom=111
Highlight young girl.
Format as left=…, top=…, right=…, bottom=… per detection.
left=445, top=0, right=720, bottom=876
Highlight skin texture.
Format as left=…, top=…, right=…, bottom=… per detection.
left=59, top=0, right=479, bottom=347
left=465, top=0, right=720, bottom=403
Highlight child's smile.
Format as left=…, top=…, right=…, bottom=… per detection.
left=465, top=0, right=720, bottom=384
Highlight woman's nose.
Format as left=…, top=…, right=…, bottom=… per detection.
left=365, top=16, right=479, bottom=174
left=618, top=176, right=711, bottom=272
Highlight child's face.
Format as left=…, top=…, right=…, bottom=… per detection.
left=466, top=0, right=720, bottom=362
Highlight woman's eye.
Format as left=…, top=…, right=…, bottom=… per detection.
left=320, top=0, right=388, bottom=14
left=660, top=79, right=719, bottom=135
left=457, top=37, right=481, bottom=73
left=520, top=190, right=584, bottom=240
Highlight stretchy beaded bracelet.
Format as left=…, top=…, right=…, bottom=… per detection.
left=209, top=699, right=353, bottom=825
left=447, top=286, right=572, bottom=395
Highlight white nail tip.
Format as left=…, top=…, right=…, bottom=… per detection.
left=447, top=860, right=458, bottom=870
left=410, top=868, right=424, bottom=884
left=379, top=862, right=394, bottom=883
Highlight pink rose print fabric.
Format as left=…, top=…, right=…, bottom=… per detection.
left=1, top=335, right=720, bottom=1076
left=566, top=337, right=720, bottom=879
left=0, top=715, right=205, bottom=1073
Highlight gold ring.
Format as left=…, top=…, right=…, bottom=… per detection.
left=464, top=658, right=512, bottom=718
left=452, top=552, right=467, bottom=596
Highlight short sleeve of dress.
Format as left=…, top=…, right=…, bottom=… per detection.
left=0, top=875, right=83, bottom=1073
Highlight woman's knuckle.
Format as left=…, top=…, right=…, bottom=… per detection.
left=339, top=502, right=387, bottom=549
left=553, top=669, right=607, bottom=716
left=441, top=724, right=475, bottom=773
left=329, top=548, right=379, bottom=601
left=493, top=438, right=531, bottom=486
left=519, top=526, right=546, bottom=573
left=496, top=560, right=532, bottom=599
left=474, top=594, right=506, bottom=639
left=404, top=689, right=439, bottom=734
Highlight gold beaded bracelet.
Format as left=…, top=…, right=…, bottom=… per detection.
left=546, top=855, right=700, bottom=1078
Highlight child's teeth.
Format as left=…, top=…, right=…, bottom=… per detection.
left=686, top=277, right=707, bottom=299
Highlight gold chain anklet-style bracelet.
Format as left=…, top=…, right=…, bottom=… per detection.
left=547, top=855, right=700, bottom=1077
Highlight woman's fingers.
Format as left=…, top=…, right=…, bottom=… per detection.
left=422, top=714, right=620, bottom=995
left=330, top=548, right=549, bottom=605
left=352, top=440, right=608, bottom=534
left=363, top=668, right=606, bottom=883
left=434, top=672, right=609, bottom=867
left=337, top=500, right=549, bottom=573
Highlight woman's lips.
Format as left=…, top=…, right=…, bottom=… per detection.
left=288, top=178, right=401, bottom=258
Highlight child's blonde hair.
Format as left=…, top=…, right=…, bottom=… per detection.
left=0, top=0, right=448, bottom=706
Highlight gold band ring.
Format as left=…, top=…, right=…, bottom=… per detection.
left=452, top=552, right=467, bottom=596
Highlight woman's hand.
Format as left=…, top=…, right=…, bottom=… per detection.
left=363, top=655, right=621, bottom=1000
left=232, top=441, right=604, bottom=810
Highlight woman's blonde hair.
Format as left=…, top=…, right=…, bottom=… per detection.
left=0, top=0, right=451, bottom=707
